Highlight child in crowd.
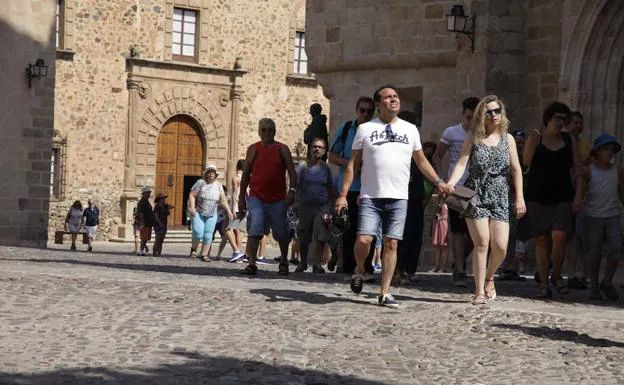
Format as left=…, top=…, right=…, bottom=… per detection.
left=574, top=133, right=622, bottom=301
left=431, top=198, right=449, bottom=272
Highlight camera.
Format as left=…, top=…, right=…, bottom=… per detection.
left=322, top=207, right=350, bottom=232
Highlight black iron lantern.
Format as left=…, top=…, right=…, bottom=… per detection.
left=447, top=5, right=476, bottom=53
left=25, top=58, right=49, bottom=88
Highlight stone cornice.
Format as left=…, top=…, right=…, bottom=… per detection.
left=308, top=51, right=458, bottom=74
left=126, top=58, right=247, bottom=78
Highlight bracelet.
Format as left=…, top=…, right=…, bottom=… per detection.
left=433, top=177, right=443, bottom=186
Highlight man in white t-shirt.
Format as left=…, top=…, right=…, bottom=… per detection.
left=432, top=96, right=479, bottom=287
left=335, top=85, right=451, bottom=308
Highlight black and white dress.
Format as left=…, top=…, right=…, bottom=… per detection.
left=463, top=134, right=513, bottom=222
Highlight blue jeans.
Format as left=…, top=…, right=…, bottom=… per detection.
left=358, top=198, right=408, bottom=240
left=191, top=212, right=218, bottom=244
left=246, top=196, right=290, bottom=243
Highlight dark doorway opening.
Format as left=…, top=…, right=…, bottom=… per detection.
left=182, top=175, right=202, bottom=227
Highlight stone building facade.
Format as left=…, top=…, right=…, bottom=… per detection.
left=50, top=0, right=327, bottom=240
left=305, top=0, right=624, bottom=266
left=306, top=0, right=624, bottom=147
left=0, top=1, right=56, bottom=247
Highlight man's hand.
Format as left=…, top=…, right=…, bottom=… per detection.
left=334, top=196, right=348, bottom=215
left=572, top=195, right=583, bottom=214
left=437, top=181, right=453, bottom=196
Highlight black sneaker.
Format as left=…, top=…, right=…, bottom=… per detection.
left=568, top=276, right=587, bottom=290
left=453, top=272, right=468, bottom=287
left=278, top=262, right=289, bottom=275
left=240, top=264, right=258, bottom=275
left=70, top=244, right=76, bottom=251
left=600, top=281, right=620, bottom=301
left=350, top=273, right=364, bottom=294
left=87, top=246, right=92, bottom=252
left=378, top=294, right=399, bottom=308
left=312, top=264, right=325, bottom=274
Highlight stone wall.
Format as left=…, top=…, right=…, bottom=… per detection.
left=50, top=0, right=327, bottom=240
left=0, top=1, right=56, bottom=247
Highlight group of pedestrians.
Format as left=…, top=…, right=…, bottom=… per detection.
left=64, top=199, right=99, bottom=251
left=86, top=83, right=621, bottom=308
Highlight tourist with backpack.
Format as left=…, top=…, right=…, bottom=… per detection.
left=328, top=96, right=377, bottom=281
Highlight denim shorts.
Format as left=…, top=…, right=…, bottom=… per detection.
left=191, top=212, right=218, bottom=244
left=246, top=196, right=290, bottom=243
left=358, top=198, right=408, bottom=240
left=583, top=215, right=624, bottom=265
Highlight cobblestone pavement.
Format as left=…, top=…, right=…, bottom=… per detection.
left=0, top=242, right=622, bottom=385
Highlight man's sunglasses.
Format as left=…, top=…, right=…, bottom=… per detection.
left=384, top=124, right=395, bottom=141
left=485, top=108, right=502, bottom=118
left=359, top=108, right=375, bottom=114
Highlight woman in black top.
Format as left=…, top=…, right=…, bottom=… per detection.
left=522, top=102, right=581, bottom=298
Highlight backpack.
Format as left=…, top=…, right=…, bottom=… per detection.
left=330, top=120, right=354, bottom=156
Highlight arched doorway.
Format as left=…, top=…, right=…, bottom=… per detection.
left=156, top=115, right=205, bottom=227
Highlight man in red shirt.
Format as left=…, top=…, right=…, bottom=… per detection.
left=239, top=118, right=298, bottom=275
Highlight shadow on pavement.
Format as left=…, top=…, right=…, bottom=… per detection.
left=0, top=350, right=388, bottom=385
left=490, top=323, right=624, bottom=348
left=249, top=288, right=467, bottom=306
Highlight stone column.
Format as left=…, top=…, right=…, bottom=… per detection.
left=226, top=76, right=244, bottom=185
left=116, top=78, right=141, bottom=240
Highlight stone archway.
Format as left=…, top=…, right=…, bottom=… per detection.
left=136, top=86, right=230, bottom=182
left=560, top=0, right=624, bottom=147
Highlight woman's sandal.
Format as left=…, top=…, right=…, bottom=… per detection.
left=472, top=294, right=488, bottom=305
left=485, top=278, right=497, bottom=300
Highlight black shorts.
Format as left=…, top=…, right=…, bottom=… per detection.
left=449, top=208, right=469, bottom=234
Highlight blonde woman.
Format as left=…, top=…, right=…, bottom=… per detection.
left=447, top=95, right=526, bottom=305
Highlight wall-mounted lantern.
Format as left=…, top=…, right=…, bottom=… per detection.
left=447, top=5, right=476, bottom=53
left=25, top=58, right=49, bottom=88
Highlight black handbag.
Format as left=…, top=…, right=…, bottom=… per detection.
left=444, top=138, right=502, bottom=215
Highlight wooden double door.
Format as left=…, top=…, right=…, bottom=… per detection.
left=155, top=115, right=204, bottom=227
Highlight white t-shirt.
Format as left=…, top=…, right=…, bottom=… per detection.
left=440, top=123, right=469, bottom=186
left=352, top=117, right=422, bottom=199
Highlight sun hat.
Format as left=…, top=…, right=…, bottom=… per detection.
left=141, top=186, right=152, bottom=194
left=155, top=192, right=168, bottom=200
left=204, top=165, right=220, bottom=176
left=592, top=133, right=621, bottom=153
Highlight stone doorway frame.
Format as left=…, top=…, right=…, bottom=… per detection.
left=115, top=58, right=245, bottom=240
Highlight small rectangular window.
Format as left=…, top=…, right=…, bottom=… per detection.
left=50, top=146, right=64, bottom=199
left=293, top=31, right=308, bottom=75
left=172, top=7, right=198, bottom=62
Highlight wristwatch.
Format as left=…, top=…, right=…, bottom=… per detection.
left=433, top=177, right=443, bottom=186
left=289, top=188, right=296, bottom=193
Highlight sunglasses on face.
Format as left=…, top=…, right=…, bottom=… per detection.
left=384, top=124, right=395, bottom=141
left=485, top=108, right=502, bottom=118
left=359, top=107, right=375, bottom=114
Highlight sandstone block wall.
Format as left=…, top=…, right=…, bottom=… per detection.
left=0, top=1, right=56, bottom=247
left=50, top=0, right=327, bottom=240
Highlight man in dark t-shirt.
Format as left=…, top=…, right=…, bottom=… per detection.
left=83, top=199, right=100, bottom=252
left=137, top=187, right=155, bottom=256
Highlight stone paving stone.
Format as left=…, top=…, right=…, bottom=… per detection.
left=0, top=243, right=622, bottom=384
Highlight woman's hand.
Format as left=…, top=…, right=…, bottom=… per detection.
left=189, top=207, right=197, bottom=217
left=226, top=210, right=234, bottom=220
left=515, top=198, right=527, bottom=219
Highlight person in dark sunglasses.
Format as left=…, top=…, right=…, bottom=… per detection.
left=328, top=96, right=377, bottom=281
left=447, top=95, right=526, bottom=305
